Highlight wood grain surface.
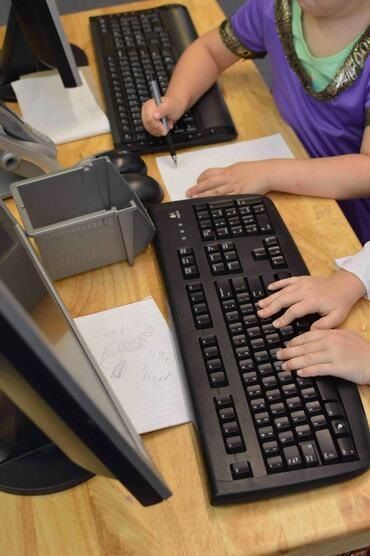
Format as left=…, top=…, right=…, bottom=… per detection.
left=1, top=2, right=370, bottom=555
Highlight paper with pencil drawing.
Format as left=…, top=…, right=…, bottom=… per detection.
left=75, top=298, right=190, bottom=434
left=156, top=133, right=294, bottom=201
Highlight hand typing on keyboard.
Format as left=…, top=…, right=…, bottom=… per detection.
left=257, top=265, right=370, bottom=384
left=276, top=329, right=370, bottom=385
left=257, top=271, right=366, bottom=330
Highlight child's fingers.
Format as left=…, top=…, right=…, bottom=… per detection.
left=189, top=184, right=236, bottom=199
left=186, top=174, right=228, bottom=197
left=267, top=276, right=300, bottom=291
left=283, top=329, right=325, bottom=347
left=297, top=363, right=334, bottom=378
left=310, top=310, right=342, bottom=330
left=271, top=300, right=313, bottom=327
left=277, top=336, right=325, bottom=361
left=257, top=290, right=302, bottom=316
left=197, top=167, right=224, bottom=181
left=279, top=345, right=328, bottom=372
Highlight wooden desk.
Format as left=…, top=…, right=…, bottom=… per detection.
left=1, top=1, right=370, bottom=554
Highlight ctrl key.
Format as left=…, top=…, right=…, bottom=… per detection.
left=231, top=461, right=252, bottom=480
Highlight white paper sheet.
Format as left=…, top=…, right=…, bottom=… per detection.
left=74, top=298, right=190, bottom=434
left=156, top=133, right=294, bottom=200
left=12, top=68, right=110, bottom=144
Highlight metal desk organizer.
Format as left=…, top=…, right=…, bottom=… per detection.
left=10, top=157, right=156, bottom=280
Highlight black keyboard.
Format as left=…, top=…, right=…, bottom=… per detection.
left=90, top=4, right=237, bottom=154
left=148, top=195, right=370, bottom=505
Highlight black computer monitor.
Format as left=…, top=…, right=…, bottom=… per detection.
left=0, top=201, right=172, bottom=505
left=0, top=0, right=88, bottom=101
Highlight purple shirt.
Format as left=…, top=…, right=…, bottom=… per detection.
left=229, top=0, right=370, bottom=244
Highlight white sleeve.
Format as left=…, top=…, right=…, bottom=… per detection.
left=335, top=242, right=370, bottom=299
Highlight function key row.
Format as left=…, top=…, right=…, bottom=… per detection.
left=193, top=198, right=273, bottom=241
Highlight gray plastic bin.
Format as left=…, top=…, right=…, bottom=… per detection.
left=10, top=157, right=156, bottom=280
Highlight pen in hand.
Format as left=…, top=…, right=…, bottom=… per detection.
left=149, top=74, right=178, bottom=167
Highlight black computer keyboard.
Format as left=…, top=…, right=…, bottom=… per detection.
left=90, top=4, right=237, bottom=154
left=148, top=195, right=370, bottom=505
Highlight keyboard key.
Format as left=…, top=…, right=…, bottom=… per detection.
left=209, top=372, right=228, bottom=387
left=238, top=359, right=255, bottom=372
left=300, top=441, right=319, bottom=467
left=231, top=461, right=252, bottom=479
left=295, top=424, right=312, bottom=439
left=195, top=314, right=212, bottom=328
left=338, top=437, right=357, bottom=461
left=311, top=414, right=327, bottom=430
left=283, top=445, right=302, bottom=469
left=203, top=345, right=219, bottom=359
left=316, top=429, right=339, bottom=463
left=214, top=394, right=232, bottom=409
left=279, top=430, right=295, bottom=445
left=325, top=401, right=345, bottom=418
left=206, top=359, right=223, bottom=373
left=222, top=421, right=240, bottom=436
left=218, top=407, right=235, bottom=422
left=258, top=426, right=274, bottom=441
left=251, top=398, right=266, bottom=412
left=270, top=402, right=286, bottom=416
left=274, top=416, right=290, bottom=431
left=200, top=335, right=217, bottom=347
left=332, top=419, right=350, bottom=436
left=255, top=412, right=270, bottom=426
left=262, top=441, right=279, bottom=456
left=225, top=435, right=245, bottom=453
left=306, top=401, right=322, bottom=414
left=267, top=455, right=284, bottom=473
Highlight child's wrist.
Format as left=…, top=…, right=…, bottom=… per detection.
left=335, top=269, right=366, bottom=303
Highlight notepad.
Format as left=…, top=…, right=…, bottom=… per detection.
left=156, top=133, right=294, bottom=201
left=74, top=298, right=190, bottom=434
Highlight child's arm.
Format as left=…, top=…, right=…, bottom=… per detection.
left=276, top=329, right=370, bottom=385
left=141, top=28, right=238, bottom=136
left=186, top=127, right=370, bottom=199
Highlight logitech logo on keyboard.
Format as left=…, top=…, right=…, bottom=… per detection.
left=169, top=210, right=181, bottom=219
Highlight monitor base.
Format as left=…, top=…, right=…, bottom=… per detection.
left=0, top=442, right=93, bottom=495
left=0, top=44, right=88, bottom=102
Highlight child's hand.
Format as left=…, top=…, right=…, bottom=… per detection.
left=276, top=329, right=370, bottom=385
left=257, top=271, right=366, bottom=330
left=141, top=96, right=184, bottom=136
left=185, top=161, right=271, bottom=198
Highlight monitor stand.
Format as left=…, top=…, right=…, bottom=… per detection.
left=0, top=391, right=93, bottom=495
left=0, top=7, right=88, bottom=102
